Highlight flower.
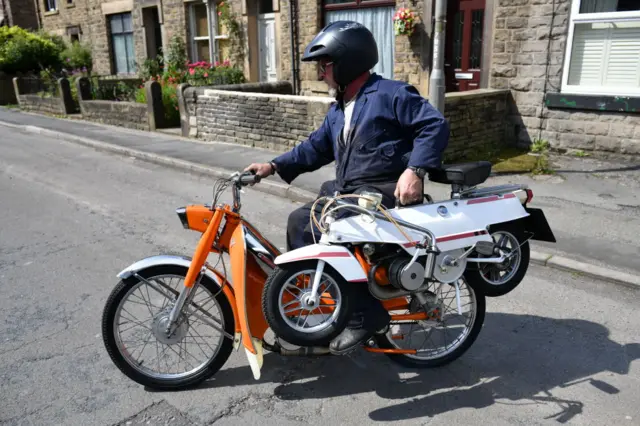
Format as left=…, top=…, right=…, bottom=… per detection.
left=204, top=72, right=209, bottom=77
left=218, top=11, right=222, bottom=15
left=189, top=68, right=195, bottom=75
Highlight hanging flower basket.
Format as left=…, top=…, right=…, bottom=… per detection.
left=393, top=7, right=416, bottom=37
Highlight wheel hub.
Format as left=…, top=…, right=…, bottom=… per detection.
left=152, top=310, right=189, bottom=345
left=300, top=292, right=319, bottom=310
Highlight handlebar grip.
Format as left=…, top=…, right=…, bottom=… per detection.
left=238, top=172, right=261, bottom=186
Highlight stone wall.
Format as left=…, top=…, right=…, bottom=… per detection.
left=40, top=0, right=91, bottom=42
left=444, top=89, right=511, bottom=159
left=489, top=0, right=640, bottom=156
left=185, top=88, right=333, bottom=151
left=17, top=95, right=67, bottom=115
left=80, top=100, right=150, bottom=130
left=183, top=86, right=511, bottom=155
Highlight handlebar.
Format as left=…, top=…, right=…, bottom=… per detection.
left=234, top=171, right=261, bottom=187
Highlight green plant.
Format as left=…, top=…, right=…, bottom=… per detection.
left=164, top=35, right=188, bottom=75
left=574, top=150, right=590, bottom=157
left=60, top=41, right=92, bottom=73
left=216, top=1, right=245, bottom=65
left=530, top=138, right=550, bottom=154
left=0, top=26, right=64, bottom=74
left=138, top=56, right=164, bottom=81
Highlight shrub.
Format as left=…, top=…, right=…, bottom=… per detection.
left=0, top=26, right=64, bottom=74
left=60, top=41, right=93, bottom=73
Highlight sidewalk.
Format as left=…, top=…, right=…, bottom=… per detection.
left=1, top=107, right=639, bottom=288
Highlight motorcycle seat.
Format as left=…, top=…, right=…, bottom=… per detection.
left=428, top=161, right=492, bottom=187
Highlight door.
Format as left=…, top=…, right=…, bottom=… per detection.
left=258, top=13, right=277, bottom=82
left=143, top=7, right=163, bottom=59
left=445, top=0, right=486, bottom=92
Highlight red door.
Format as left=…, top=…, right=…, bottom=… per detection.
left=445, top=0, right=486, bottom=92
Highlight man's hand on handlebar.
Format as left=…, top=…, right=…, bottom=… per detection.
left=244, top=162, right=275, bottom=178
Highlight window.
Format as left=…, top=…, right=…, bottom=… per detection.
left=44, top=0, right=57, bottom=12
left=188, top=1, right=226, bottom=63
left=323, top=0, right=395, bottom=79
left=109, top=13, right=136, bottom=74
left=562, top=0, right=640, bottom=96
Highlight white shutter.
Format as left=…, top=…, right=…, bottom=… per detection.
left=604, top=23, right=640, bottom=87
left=568, top=21, right=640, bottom=89
left=568, top=24, right=607, bottom=86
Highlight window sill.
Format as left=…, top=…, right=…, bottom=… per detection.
left=545, top=93, right=640, bottom=114
left=44, top=10, right=59, bottom=17
left=66, top=3, right=76, bottom=8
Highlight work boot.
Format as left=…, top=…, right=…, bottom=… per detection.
left=329, top=302, right=390, bottom=355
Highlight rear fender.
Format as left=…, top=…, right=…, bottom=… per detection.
left=274, top=245, right=367, bottom=283
left=117, top=254, right=240, bottom=334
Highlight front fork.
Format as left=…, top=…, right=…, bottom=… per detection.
left=167, top=208, right=225, bottom=333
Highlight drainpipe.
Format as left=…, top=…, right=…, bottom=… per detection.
left=33, top=0, right=43, bottom=29
left=429, top=0, right=447, bottom=114
left=288, top=0, right=297, bottom=94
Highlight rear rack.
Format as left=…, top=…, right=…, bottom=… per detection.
left=453, top=184, right=528, bottom=199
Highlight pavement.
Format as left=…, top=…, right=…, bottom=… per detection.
left=0, top=106, right=639, bottom=290
left=2, top=129, right=639, bottom=425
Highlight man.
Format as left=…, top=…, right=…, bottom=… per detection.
left=246, top=21, right=449, bottom=355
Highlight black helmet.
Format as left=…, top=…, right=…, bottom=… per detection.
left=302, top=21, right=378, bottom=87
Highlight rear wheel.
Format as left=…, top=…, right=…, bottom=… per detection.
left=101, top=265, right=235, bottom=390
left=464, top=222, right=530, bottom=297
left=262, top=260, right=351, bottom=347
left=375, top=277, right=485, bottom=368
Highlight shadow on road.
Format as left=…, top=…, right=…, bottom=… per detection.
left=166, top=313, right=640, bottom=423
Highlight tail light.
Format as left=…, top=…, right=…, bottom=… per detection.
left=525, top=189, right=534, bottom=204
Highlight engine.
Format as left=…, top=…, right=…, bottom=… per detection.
left=360, top=243, right=468, bottom=289
left=360, top=243, right=426, bottom=291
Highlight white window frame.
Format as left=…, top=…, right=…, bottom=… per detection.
left=562, top=0, right=640, bottom=96
left=44, top=0, right=58, bottom=12
left=187, top=0, right=229, bottom=63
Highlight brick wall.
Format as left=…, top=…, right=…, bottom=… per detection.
left=490, top=0, right=640, bottom=156
left=80, top=100, right=149, bottom=130
left=17, top=95, right=66, bottom=115
left=183, top=86, right=511, bottom=155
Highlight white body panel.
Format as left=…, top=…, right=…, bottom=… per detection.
left=325, top=193, right=529, bottom=254
left=274, top=244, right=367, bottom=282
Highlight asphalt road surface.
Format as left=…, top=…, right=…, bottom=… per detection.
left=1, top=126, right=639, bottom=426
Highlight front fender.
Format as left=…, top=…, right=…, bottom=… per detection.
left=274, top=245, right=367, bottom=283
left=117, top=254, right=240, bottom=333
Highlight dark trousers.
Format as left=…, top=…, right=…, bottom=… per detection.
left=285, top=180, right=397, bottom=326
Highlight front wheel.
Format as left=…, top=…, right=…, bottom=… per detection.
left=463, top=222, right=530, bottom=297
left=262, top=260, right=351, bottom=347
left=101, top=265, right=235, bottom=390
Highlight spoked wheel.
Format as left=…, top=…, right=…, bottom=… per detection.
left=375, top=277, right=485, bottom=368
left=464, top=223, right=530, bottom=297
left=262, top=260, right=351, bottom=347
left=101, top=265, right=234, bottom=390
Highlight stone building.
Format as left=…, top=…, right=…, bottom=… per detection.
left=0, top=0, right=40, bottom=29
left=26, top=0, right=640, bottom=156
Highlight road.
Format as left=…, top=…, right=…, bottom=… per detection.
left=1, top=126, right=639, bottom=426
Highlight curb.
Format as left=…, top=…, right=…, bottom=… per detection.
left=2, top=120, right=639, bottom=291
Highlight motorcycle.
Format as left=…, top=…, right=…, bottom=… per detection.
left=101, top=161, right=555, bottom=390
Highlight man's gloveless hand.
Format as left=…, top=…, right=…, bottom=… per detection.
left=244, top=162, right=274, bottom=178
left=395, top=168, right=423, bottom=206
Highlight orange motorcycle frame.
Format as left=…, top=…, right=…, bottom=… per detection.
left=176, top=201, right=420, bottom=378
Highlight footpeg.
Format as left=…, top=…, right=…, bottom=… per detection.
left=475, top=241, right=495, bottom=256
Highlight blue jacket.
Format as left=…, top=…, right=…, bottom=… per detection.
left=273, top=73, right=449, bottom=193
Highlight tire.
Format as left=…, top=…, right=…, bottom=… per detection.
left=101, top=264, right=235, bottom=390
left=463, top=222, right=530, bottom=297
left=262, top=260, right=352, bottom=347
left=375, top=280, right=486, bottom=368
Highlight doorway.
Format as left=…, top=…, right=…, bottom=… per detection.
left=445, top=0, right=486, bottom=92
left=258, top=12, right=277, bottom=82
left=143, top=6, right=163, bottom=59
